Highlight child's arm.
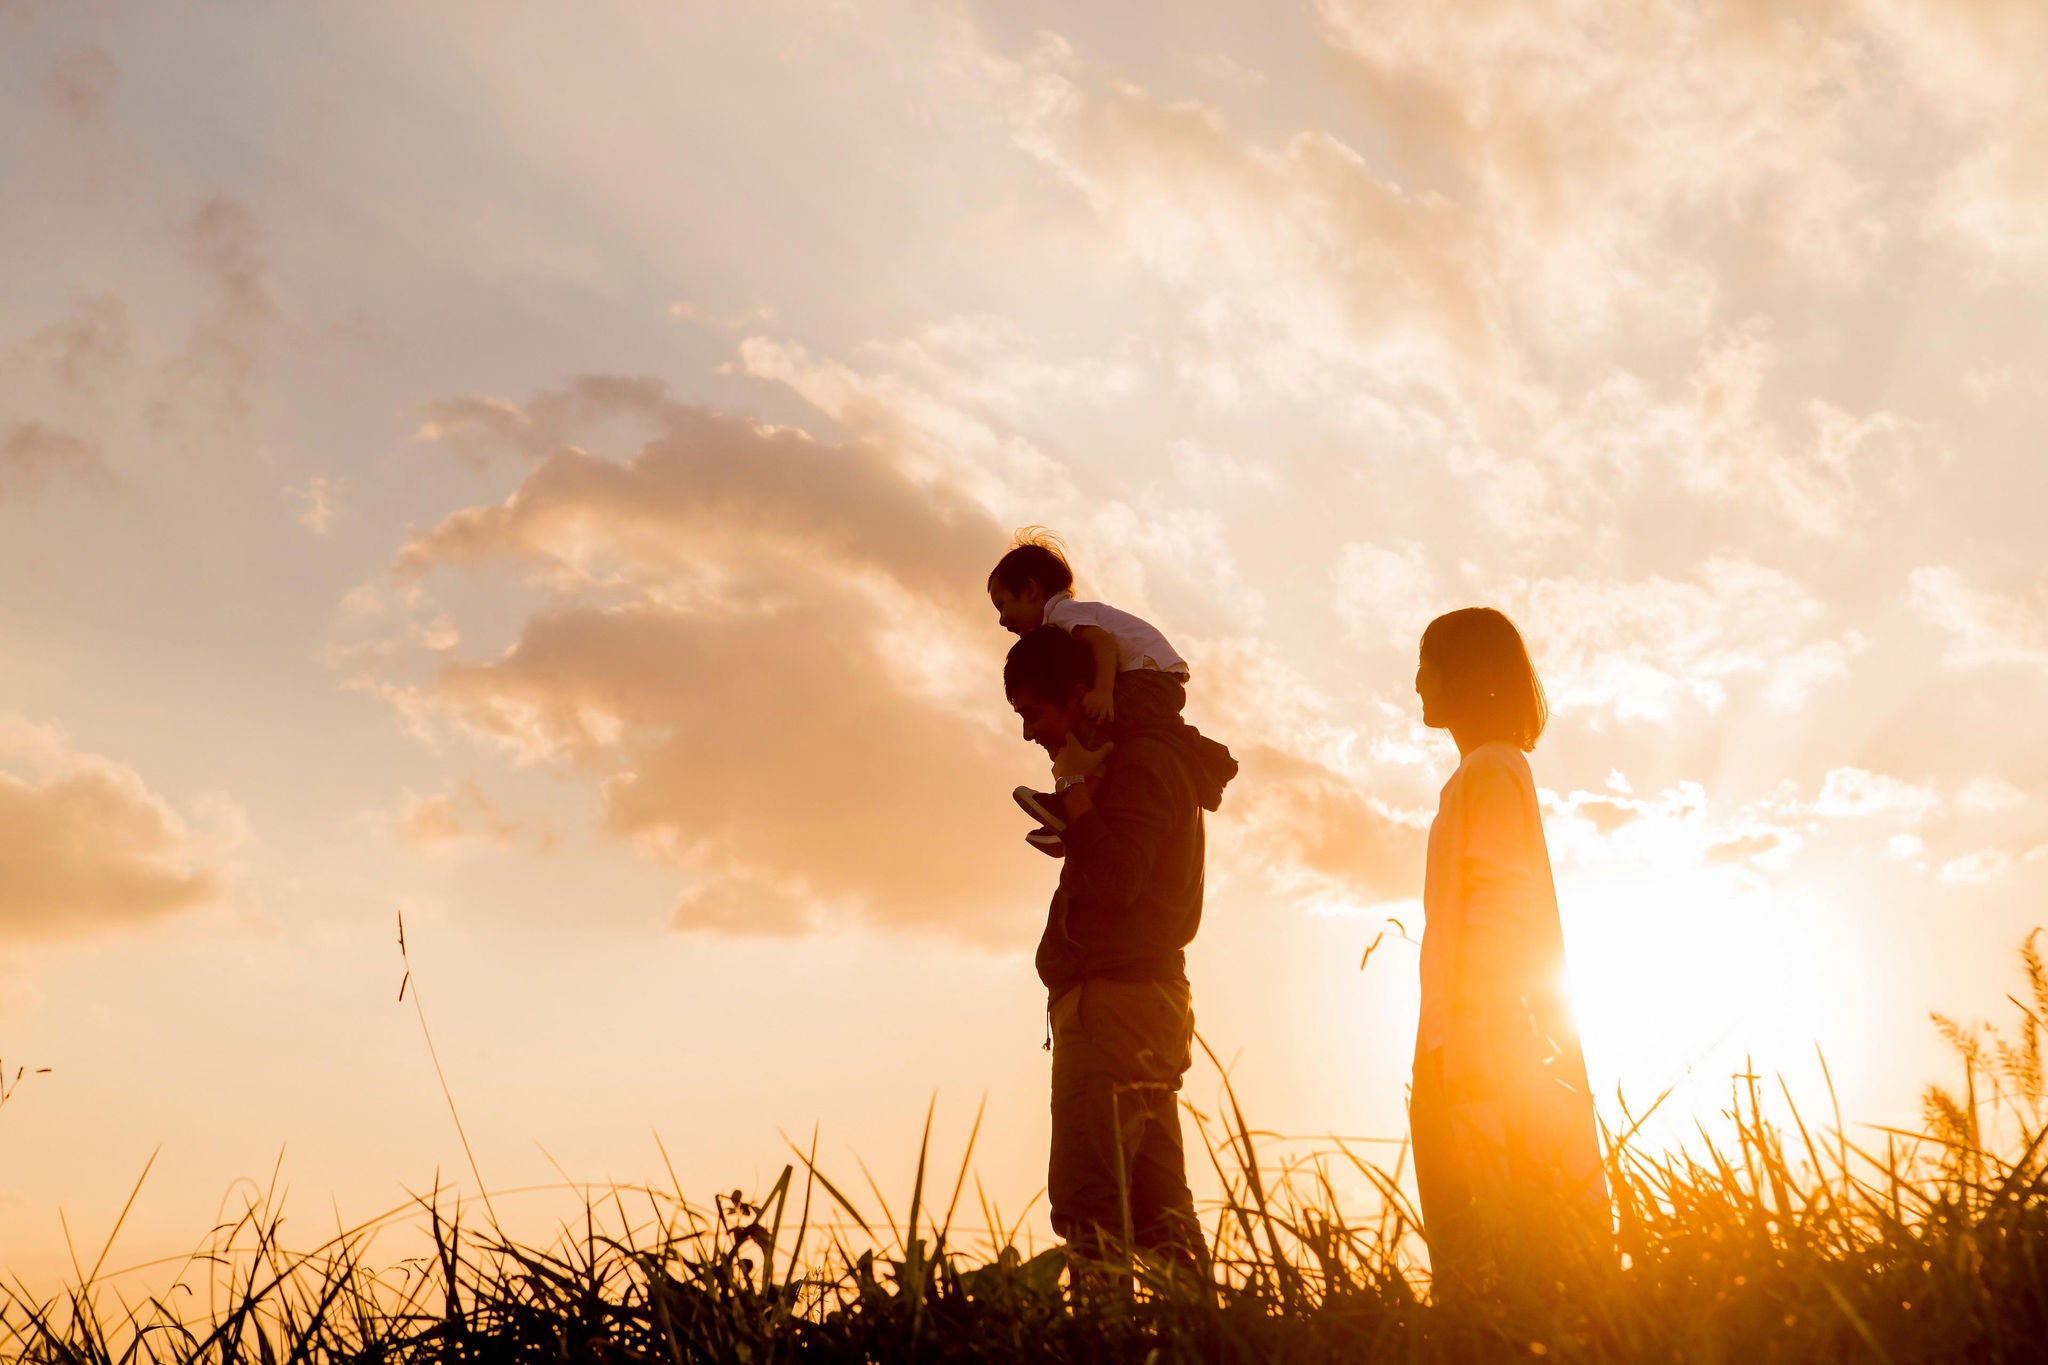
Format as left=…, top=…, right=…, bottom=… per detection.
left=1074, top=624, right=1119, bottom=722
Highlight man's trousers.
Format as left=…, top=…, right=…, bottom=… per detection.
left=1047, top=977, right=1202, bottom=1267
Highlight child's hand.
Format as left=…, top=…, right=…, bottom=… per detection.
left=1082, top=686, right=1115, bottom=723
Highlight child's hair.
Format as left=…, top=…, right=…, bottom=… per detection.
left=1420, top=607, right=1549, bottom=752
left=987, top=526, right=1075, bottom=598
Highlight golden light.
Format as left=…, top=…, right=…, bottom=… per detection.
left=1561, top=868, right=1847, bottom=1134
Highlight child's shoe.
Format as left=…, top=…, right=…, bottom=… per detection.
left=1025, top=827, right=1066, bottom=858
left=1013, top=785, right=1068, bottom=831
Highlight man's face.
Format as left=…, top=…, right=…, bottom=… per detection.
left=1009, top=682, right=1084, bottom=756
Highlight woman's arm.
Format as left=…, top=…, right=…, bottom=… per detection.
left=1445, top=758, right=1539, bottom=1096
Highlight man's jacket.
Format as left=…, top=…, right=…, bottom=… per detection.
left=1035, top=720, right=1237, bottom=992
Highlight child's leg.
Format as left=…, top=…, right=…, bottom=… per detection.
left=1015, top=781, right=1069, bottom=830
left=1111, top=670, right=1187, bottom=729
left=1114, top=670, right=1238, bottom=807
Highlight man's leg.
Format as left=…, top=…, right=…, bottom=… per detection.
left=1048, top=983, right=1127, bottom=1263
left=1049, top=979, right=1200, bottom=1279
left=1123, top=1084, right=1205, bottom=1277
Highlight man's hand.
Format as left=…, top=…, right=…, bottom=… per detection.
left=1082, top=686, right=1116, bottom=724
left=1052, top=734, right=1113, bottom=782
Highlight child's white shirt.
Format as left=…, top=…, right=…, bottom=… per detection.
left=1041, top=591, right=1190, bottom=680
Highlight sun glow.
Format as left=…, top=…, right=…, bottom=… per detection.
left=1561, top=869, right=1845, bottom=1129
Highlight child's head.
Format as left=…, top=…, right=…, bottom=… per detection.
left=987, top=527, right=1075, bottom=636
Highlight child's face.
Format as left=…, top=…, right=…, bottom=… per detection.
left=989, top=580, right=1047, bottom=636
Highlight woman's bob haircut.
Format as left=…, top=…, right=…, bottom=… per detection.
left=1421, top=607, right=1548, bottom=752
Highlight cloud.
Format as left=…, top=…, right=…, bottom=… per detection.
left=945, top=15, right=1917, bottom=560
left=669, top=299, right=775, bottom=329
left=1507, top=554, right=1855, bottom=722
left=1811, top=766, right=1940, bottom=821
left=1167, top=439, right=1281, bottom=497
left=1939, top=848, right=2013, bottom=885
left=1332, top=541, right=1437, bottom=650
left=288, top=475, right=345, bottom=535
left=733, top=334, right=1079, bottom=513
left=975, top=32, right=1496, bottom=413
left=1222, top=747, right=1426, bottom=909
left=1907, top=565, right=2048, bottom=670
left=853, top=315, right=1145, bottom=422
left=17, top=295, right=131, bottom=394
left=411, top=374, right=678, bottom=467
left=1313, top=0, right=1882, bottom=286
left=1668, top=322, right=1909, bottom=536
left=397, top=779, right=552, bottom=852
left=402, top=385, right=998, bottom=606
left=0, top=716, right=234, bottom=940
left=1502, top=322, right=1915, bottom=542
left=1543, top=777, right=1803, bottom=876
left=378, top=378, right=1041, bottom=938
left=44, top=44, right=117, bottom=121
left=0, top=421, right=109, bottom=500
left=1958, top=777, right=2026, bottom=810
left=155, top=195, right=283, bottom=428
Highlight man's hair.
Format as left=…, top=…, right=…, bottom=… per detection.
left=1004, top=624, right=1093, bottom=701
left=1421, top=607, right=1549, bottom=752
left=988, top=526, right=1075, bottom=598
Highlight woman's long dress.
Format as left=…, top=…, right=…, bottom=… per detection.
left=1412, top=740, right=1606, bottom=1285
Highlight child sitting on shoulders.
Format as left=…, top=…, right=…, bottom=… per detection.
left=988, top=528, right=1234, bottom=856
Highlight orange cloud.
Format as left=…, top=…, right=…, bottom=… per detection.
left=397, top=778, right=552, bottom=852
left=12, top=295, right=130, bottom=394
left=383, top=378, right=1036, bottom=938
left=0, top=717, right=230, bottom=939
left=0, top=421, right=108, bottom=501
left=1223, top=747, right=1425, bottom=908
left=402, top=385, right=997, bottom=603
left=155, top=195, right=282, bottom=429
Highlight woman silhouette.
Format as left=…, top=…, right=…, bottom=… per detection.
left=1410, top=608, right=1606, bottom=1295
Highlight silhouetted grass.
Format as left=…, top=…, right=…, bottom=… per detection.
left=8, top=936, right=2048, bottom=1362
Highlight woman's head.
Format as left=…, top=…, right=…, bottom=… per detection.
left=1416, top=607, right=1548, bottom=751
left=987, top=527, right=1075, bottom=635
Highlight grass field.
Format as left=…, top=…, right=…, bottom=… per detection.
left=6, top=939, right=2048, bottom=1363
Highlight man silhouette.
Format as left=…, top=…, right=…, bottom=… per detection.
left=1002, top=625, right=1235, bottom=1280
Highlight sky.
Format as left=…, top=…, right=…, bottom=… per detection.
left=6, top=0, right=2048, bottom=1288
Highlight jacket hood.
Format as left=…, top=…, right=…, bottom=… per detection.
left=1113, top=715, right=1238, bottom=812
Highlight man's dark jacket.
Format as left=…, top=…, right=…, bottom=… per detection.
left=1035, top=720, right=1237, bottom=992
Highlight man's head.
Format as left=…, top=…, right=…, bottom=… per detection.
left=1004, top=625, right=1094, bottom=755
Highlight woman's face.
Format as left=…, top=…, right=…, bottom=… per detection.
left=1415, top=647, right=1449, bottom=730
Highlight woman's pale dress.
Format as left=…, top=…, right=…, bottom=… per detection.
left=1412, top=741, right=1605, bottom=1278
